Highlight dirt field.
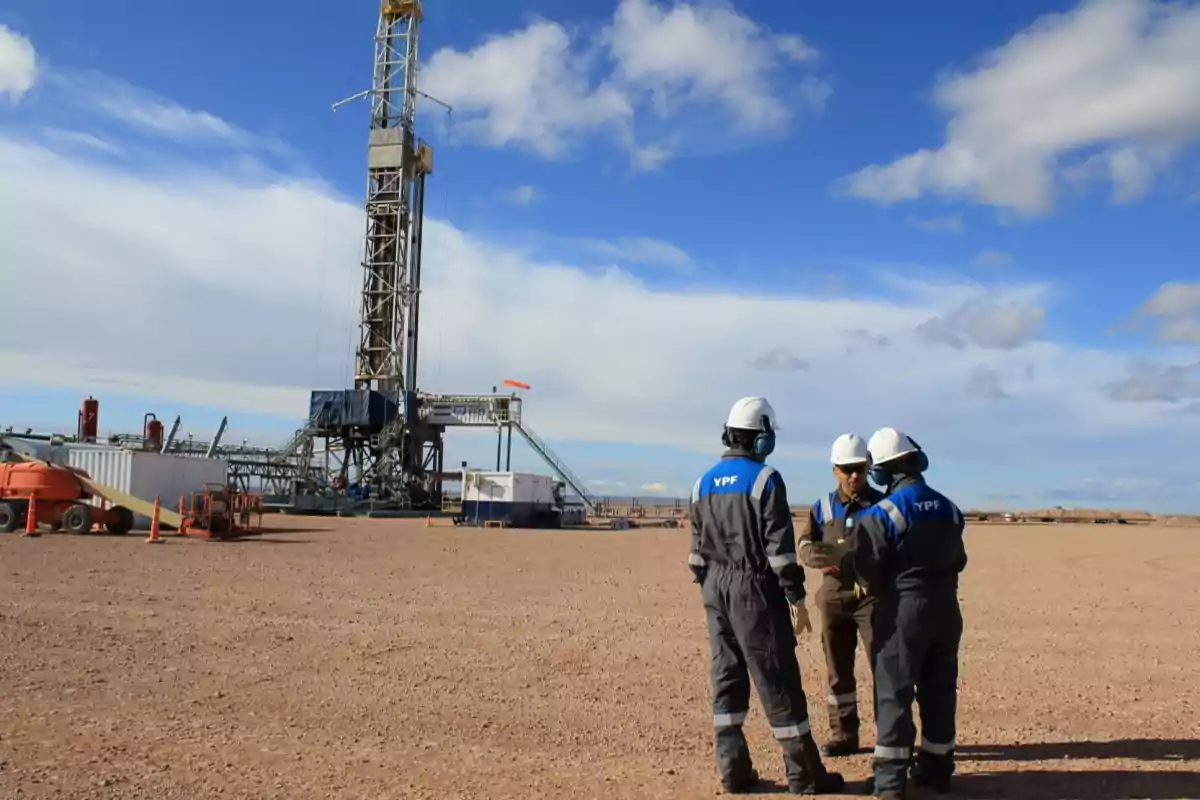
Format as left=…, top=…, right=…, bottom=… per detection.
left=2, top=519, right=1198, bottom=799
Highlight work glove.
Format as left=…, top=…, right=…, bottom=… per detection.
left=789, top=600, right=812, bottom=635
left=807, top=537, right=851, bottom=569
left=853, top=582, right=868, bottom=600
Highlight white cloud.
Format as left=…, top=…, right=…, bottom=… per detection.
left=421, top=20, right=631, bottom=159
left=1104, top=359, right=1200, bottom=402
left=842, top=0, right=1200, bottom=214
left=0, top=25, right=37, bottom=103
left=966, top=364, right=1010, bottom=400
left=53, top=70, right=289, bottom=154
left=2, top=131, right=1192, bottom=463
left=41, top=127, right=123, bottom=155
left=1127, top=281, right=1200, bottom=342
left=503, top=185, right=538, bottom=205
left=916, top=296, right=1046, bottom=350
left=419, top=0, right=829, bottom=166
left=605, top=0, right=826, bottom=131
left=574, top=235, right=694, bottom=270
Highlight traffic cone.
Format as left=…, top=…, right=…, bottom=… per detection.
left=23, top=494, right=41, bottom=538
left=145, top=496, right=164, bottom=544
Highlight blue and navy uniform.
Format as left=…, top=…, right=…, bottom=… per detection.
left=853, top=473, right=968, bottom=795
left=688, top=447, right=830, bottom=791
left=797, top=485, right=884, bottom=749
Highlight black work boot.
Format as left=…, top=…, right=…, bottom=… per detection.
left=782, top=734, right=846, bottom=795
left=910, top=751, right=953, bottom=793
left=722, top=768, right=763, bottom=794
left=821, top=734, right=860, bottom=757
left=717, top=730, right=758, bottom=794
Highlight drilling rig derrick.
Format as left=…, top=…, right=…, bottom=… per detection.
left=306, top=0, right=441, bottom=511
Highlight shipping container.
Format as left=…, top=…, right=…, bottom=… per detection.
left=64, top=445, right=227, bottom=529
left=460, top=471, right=559, bottom=527
left=462, top=472, right=556, bottom=504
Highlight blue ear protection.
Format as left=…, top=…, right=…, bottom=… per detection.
left=721, top=414, right=776, bottom=458
left=868, top=436, right=928, bottom=488
left=753, top=414, right=776, bottom=458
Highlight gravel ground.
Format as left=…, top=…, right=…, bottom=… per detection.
left=1, top=518, right=1198, bottom=799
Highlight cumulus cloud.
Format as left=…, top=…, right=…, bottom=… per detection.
left=1126, top=281, right=1200, bottom=342
left=916, top=297, right=1046, bottom=350
left=0, top=25, right=37, bottom=103
left=502, top=185, right=538, bottom=205
left=842, top=0, right=1200, bottom=214
left=3, top=126, right=1184, bottom=453
left=574, top=235, right=695, bottom=270
left=843, top=329, right=890, bottom=352
left=965, top=365, right=1009, bottom=400
left=750, top=347, right=808, bottom=372
left=1104, top=360, right=1200, bottom=403
left=420, top=0, right=829, bottom=166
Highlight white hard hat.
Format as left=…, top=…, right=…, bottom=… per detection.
left=725, top=396, right=776, bottom=431
left=867, top=427, right=919, bottom=466
left=830, top=433, right=870, bottom=466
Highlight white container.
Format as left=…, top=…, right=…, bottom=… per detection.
left=462, top=471, right=555, bottom=505
left=65, top=445, right=227, bottom=528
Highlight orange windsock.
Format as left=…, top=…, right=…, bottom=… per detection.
left=503, top=379, right=531, bottom=390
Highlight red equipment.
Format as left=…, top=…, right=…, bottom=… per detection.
left=78, top=396, right=99, bottom=443
left=144, top=414, right=164, bottom=451
left=179, top=483, right=263, bottom=539
left=0, top=462, right=134, bottom=535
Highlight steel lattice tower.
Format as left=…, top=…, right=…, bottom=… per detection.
left=356, top=0, right=430, bottom=395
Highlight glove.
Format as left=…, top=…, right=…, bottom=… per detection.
left=789, top=601, right=812, bottom=635
left=807, top=537, right=851, bottom=569
left=854, top=582, right=867, bottom=600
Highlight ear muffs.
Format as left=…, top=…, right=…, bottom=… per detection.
left=721, top=427, right=733, bottom=447
left=753, top=415, right=776, bottom=458
left=908, top=437, right=930, bottom=473
left=868, top=437, right=929, bottom=488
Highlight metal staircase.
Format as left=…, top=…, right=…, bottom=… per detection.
left=513, top=420, right=594, bottom=511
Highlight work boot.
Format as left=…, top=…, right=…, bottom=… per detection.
left=910, top=751, right=953, bottom=793
left=721, top=768, right=763, bottom=794
left=863, top=775, right=905, bottom=800
left=716, top=728, right=756, bottom=793
left=821, top=735, right=860, bottom=757
left=782, top=734, right=846, bottom=795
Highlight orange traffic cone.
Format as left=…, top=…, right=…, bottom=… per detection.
left=145, top=496, right=164, bottom=544
left=23, top=494, right=41, bottom=538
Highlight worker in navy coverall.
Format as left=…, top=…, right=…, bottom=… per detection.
left=852, top=428, right=967, bottom=800
left=688, top=396, right=845, bottom=796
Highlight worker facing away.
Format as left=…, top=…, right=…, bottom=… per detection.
left=796, top=433, right=885, bottom=757
left=853, top=428, right=967, bottom=800
left=688, top=397, right=845, bottom=796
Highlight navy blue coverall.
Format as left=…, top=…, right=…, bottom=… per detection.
left=689, top=446, right=838, bottom=793
left=853, top=473, right=968, bottom=796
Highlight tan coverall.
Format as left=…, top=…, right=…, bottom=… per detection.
left=797, top=485, right=884, bottom=750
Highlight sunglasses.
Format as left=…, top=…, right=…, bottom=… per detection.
left=837, top=463, right=868, bottom=475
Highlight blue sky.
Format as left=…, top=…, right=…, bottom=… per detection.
left=2, top=0, right=1199, bottom=511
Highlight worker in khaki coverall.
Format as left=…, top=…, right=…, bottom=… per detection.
left=797, top=433, right=884, bottom=757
